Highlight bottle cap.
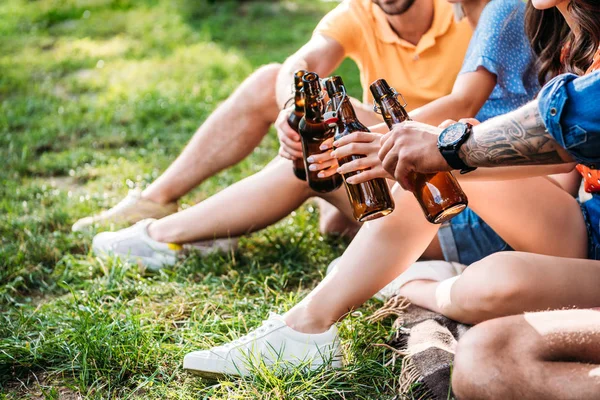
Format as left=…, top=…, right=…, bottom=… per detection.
left=370, top=78, right=393, bottom=101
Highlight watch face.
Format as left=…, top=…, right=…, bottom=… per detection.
left=440, top=122, right=467, bottom=147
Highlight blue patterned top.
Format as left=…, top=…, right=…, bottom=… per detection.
left=460, top=0, right=540, bottom=122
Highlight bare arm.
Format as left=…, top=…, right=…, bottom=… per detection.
left=275, top=34, right=345, bottom=109
left=409, top=67, right=497, bottom=126
left=458, top=101, right=574, bottom=167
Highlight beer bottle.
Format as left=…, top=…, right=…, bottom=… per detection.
left=370, top=78, right=468, bottom=224
left=298, top=72, right=343, bottom=193
left=288, top=70, right=307, bottom=181
left=325, top=76, right=395, bottom=222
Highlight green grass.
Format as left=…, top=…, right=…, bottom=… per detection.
left=0, top=0, right=404, bottom=398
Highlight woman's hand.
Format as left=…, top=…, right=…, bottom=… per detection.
left=275, top=108, right=303, bottom=160
left=331, top=131, right=393, bottom=184
left=306, top=138, right=338, bottom=178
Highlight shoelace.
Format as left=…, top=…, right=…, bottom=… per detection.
left=221, top=317, right=279, bottom=349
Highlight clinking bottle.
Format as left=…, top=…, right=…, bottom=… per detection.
left=325, top=76, right=395, bottom=222
left=298, top=72, right=343, bottom=193
left=288, top=70, right=308, bottom=181
left=370, top=78, right=468, bottom=224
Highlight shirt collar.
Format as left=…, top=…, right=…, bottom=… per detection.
left=372, top=0, right=455, bottom=54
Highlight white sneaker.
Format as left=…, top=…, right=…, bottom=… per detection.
left=92, top=219, right=182, bottom=270
left=72, top=189, right=178, bottom=232
left=326, top=257, right=466, bottom=301
left=183, top=313, right=342, bottom=377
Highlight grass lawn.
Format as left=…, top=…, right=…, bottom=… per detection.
left=0, top=0, right=405, bottom=398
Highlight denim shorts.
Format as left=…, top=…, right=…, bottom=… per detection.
left=579, top=196, right=600, bottom=260
left=437, top=207, right=512, bottom=265
left=439, top=200, right=600, bottom=264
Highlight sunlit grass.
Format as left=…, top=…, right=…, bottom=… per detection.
left=0, top=0, right=404, bottom=398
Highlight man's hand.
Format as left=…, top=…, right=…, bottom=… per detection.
left=378, top=121, right=451, bottom=191
left=331, top=131, right=393, bottom=184
left=276, top=108, right=303, bottom=160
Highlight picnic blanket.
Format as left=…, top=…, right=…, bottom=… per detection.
left=368, top=296, right=471, bottom=400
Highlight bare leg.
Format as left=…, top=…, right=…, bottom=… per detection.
left=283, top=176, right=588, bottom=333
left=402, top=252, right=600, bottom=324
left=142, top=64, right=282, bottom=205
left=453, top=310, right=600, bottom=399
left=147, top=157, right=359, bottom=243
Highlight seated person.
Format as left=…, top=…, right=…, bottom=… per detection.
left=72, top=0, right=471, bottom=242
left=181, top=0, right=579, bottom=377
left=92, top=0, right=546, bottom=275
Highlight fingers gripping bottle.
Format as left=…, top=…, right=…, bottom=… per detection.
left=324, top=76, right=395, bottom=222
left=298, top=72, right=343, bottom=193
left=370, top=78, right=468, bottom=224
left=288, top=70, right=308, bottom=181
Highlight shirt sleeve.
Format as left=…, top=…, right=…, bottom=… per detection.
left=313, top=0, right=360, bottom=55
left=460, top=1, right=531, bottom=96
left=538, top=72, right=600, bottom=166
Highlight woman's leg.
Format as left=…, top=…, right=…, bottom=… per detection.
left=402, top=252, right=600, bottom=324
left=284, top=175, right=588, bottom=333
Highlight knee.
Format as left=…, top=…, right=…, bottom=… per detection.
left=318, top=203, right=359, bottom=238
left=252, top=63, right=282, bottom=83
left=450, top=253, right=526, bottom=324
left=452, top=322, right=510, bottom=399
left=248, top=63, right=281, bottom=99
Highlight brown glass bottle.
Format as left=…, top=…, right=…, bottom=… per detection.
left=325, top=76, right=395, bottom=222
left=370, top=78, right=468, bottom=224
left=289, top=70, right=307, bottom=181
left=298, top=72, right=343, bottom=193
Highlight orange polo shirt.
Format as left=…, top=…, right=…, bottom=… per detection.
left=314, top=0, right=472, bottom=111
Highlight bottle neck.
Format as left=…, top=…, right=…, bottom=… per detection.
left=305, top=94, right=325, bottom=122
left=293, top=89, right=304, bottom=113
left=379, top=94, right=411, bottom=129
left=331, top=94, right=358, bottom=124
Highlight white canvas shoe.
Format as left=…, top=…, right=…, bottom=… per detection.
left=72, top=189, right=178, bottom=232
left=183, top=313, right=342, bottom=377
left=92, top=219, right=182, bottom=270
left=326, top=257, right=466, bottom=301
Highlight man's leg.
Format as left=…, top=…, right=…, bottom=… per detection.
left=147, top=157, right=358, bottom=243
left=143, top=64, right=282, bottom=205
left=73, top=64, right=283, bottom=231
left=453, top=310, right=600, bottom=400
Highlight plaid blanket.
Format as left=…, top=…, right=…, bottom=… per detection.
left=368, top=297, right=471, bottom=399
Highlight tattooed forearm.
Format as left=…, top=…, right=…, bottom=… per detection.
left=458, top=101, right=573, bottom=167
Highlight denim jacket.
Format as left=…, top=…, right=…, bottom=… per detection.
left=539, top=71, right=600, bottom=167
left=539, top=71, right=600, bottom=259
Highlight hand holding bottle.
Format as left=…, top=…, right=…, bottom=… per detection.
left=378, top=121, right=450, bottom=192
left=331, top=131, right=394, bottom=184
left=276, top=107, right=303, bottom=160
left=306, top=137, right=339, bottom=178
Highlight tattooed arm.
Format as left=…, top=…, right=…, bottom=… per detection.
left=378, top=100, right=575, bottom=191
left=458, top=101, right=574, bottom=167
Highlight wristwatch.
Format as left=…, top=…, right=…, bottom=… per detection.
left=437, top=122, right=477, bottom=174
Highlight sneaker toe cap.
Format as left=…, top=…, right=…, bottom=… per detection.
left=92, top=231, right=117, bottom=254
left=183, top=350, right=236, bottom=375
